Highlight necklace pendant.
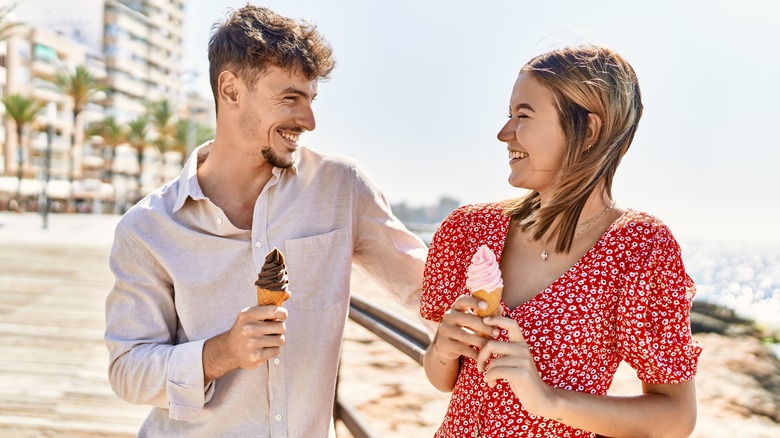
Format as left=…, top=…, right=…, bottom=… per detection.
left=473, top=426, right=480, bottom=437
left=540, top=250, right=549, bottom=261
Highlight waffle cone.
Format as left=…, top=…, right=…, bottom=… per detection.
left=256, top=286, right=291, bottom=307
left=471, top=287, right=503, bottom=317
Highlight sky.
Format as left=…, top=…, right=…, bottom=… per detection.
left=183, top=0, right=780, bottom=246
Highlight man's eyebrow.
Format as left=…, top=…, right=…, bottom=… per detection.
left=281, top=87, right=317, bottom=100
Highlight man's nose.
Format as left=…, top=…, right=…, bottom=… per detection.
left=297, top=104, right=316, bottom=131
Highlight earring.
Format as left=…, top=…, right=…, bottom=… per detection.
left=586, top=144, right=593, bottom=152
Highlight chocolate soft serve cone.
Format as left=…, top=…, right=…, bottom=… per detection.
left=466, top=245, right=504, bottom=317
left=255, top=248, right=291, bottom=306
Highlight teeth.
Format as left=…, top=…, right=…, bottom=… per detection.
left=280, top=131, right=299, bottom=142
left=509, top=151, right=528, bottom=159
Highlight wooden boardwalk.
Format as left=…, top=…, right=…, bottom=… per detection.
left=0, top=242, right=148, bottom=437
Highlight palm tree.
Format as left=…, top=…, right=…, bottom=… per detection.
left=147, top=99, right=176, bottom=154
left=126, top=115, right=149, bottom=199
left=1, top=94, right=43, bottom=210
left=86, top=116, right=124, bottom=182
left=175, top=119, right=214, bottom=154
left=0, top=2, right=23, bottom=177
left=54, top=65, right=102, bottom=183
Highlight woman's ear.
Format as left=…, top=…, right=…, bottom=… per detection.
left=218, top=71, right=240, bottom=108
left=585, top=113, right=602, bottom=149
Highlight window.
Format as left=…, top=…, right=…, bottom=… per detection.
left=33, top=44, right=59, bottom=63
left=15, top=66, right=29, bottom=85
left=18, top=42, right=31, bottom=60
left=123, top=0, right=143, bottom=11
left=105, top=23, right=119, bottom=37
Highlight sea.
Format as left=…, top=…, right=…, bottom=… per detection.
left=685, top=240, right=780, bottom=361
left=682, top=240, right=780, bottom=332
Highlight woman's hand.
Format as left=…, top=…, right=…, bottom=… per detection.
left=424, top=294, right=498, bottom=392
left=433, top=295, right=497, bottom=361
left=477, top=315, right=554, bottom=416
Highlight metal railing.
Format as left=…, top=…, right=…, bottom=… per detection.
left=334, top=295, right=432, bottom=438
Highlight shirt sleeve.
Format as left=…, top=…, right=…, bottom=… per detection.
left=349, top=163, right=429, bottom=324
left=420, top=206, right=471, bottom=323
left=104, top=219, right=215, bottom=421
left=616, top=223, right=702, bottom=384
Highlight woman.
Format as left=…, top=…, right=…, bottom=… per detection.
left=421, top=45, right=701, bottom=437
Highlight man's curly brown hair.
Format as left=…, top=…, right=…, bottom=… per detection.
left=208, top=5, right=335, bottom=112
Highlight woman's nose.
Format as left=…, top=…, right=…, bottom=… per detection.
left=497, top=120, right=515, bottom=143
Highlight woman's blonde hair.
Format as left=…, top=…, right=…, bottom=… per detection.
left=505, top=44, right=643, bottom=253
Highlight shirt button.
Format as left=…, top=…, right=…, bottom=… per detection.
left=216, top=217, right=223, bottom=225
left=275, top=413, right=282, bottom=421
left=273, top=357, right=281, bottom=365
left=255, top=241, right=262, bottom=248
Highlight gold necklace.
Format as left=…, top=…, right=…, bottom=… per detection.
left=540, top=201, right=616, bottom=261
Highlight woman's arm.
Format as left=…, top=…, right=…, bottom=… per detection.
left=423, top=332, right=461, bottom=392
left=548, top=379, right=696, bottom=438
left=479, top=316, right=697, bottom=438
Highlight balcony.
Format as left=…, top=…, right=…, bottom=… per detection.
left=31, top=79, right=63, bottom=103
left=109, top=74, right=146, bottom=99
left=31, top=58, right=59, bottom=78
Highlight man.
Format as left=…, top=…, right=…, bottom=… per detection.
left=104, top=6, right=426, bottom=437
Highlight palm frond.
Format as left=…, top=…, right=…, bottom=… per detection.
left=127, top=115, right=150, bottom=149
left=0, top=3, right=23, bottom=42
left=1, top=94, right=44, bottom=125
left=54, top=65, right=103, bottom=114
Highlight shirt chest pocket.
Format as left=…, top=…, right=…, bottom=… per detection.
left=284, top=228, right=351, bottom=311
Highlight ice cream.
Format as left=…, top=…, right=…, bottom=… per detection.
left=466, top=245, right=504, bottom=317
left=255, top=248, right=291, bottom=307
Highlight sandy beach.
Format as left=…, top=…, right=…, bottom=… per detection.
left=1, top=212, right=778, bottom=437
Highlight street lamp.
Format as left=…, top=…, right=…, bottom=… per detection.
left=40, top=102, right=56, bottom=229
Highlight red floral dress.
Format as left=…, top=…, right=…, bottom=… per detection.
left=421, top=203, right=702, bottom=437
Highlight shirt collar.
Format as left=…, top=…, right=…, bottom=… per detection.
left=172, top=141, right=299, bottom=213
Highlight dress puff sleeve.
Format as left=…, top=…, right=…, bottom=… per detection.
left=420, top=203, right=509, bottom=322
left=421, top=206, right=472, bottom=323
left=616, top=219, right=703, bottom=384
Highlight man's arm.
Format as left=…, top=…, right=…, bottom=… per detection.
left=105, top=227, right=186, bottom=410
left=349, top=163, right=427, bottom=315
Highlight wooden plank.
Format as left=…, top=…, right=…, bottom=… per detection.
left=0, top=243, right=147, bottom=436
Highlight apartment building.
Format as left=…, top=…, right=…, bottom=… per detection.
left=0, top=23, right=106, bottom=186
left=2, top=0, right=191, bottom=210
left=17, top=0, right=187, bottom=124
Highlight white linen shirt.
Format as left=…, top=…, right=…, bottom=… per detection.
left=105, top=143, right=426, bottom=437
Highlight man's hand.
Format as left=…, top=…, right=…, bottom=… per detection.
left=203, top=305, right=288, bottom=383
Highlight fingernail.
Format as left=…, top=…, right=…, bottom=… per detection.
left=478, top=301, right=487, bottom=309
left=493, top=328, right=499, bottom=337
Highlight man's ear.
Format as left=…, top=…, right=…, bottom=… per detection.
left=218, top=71, right=240, bottom=108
